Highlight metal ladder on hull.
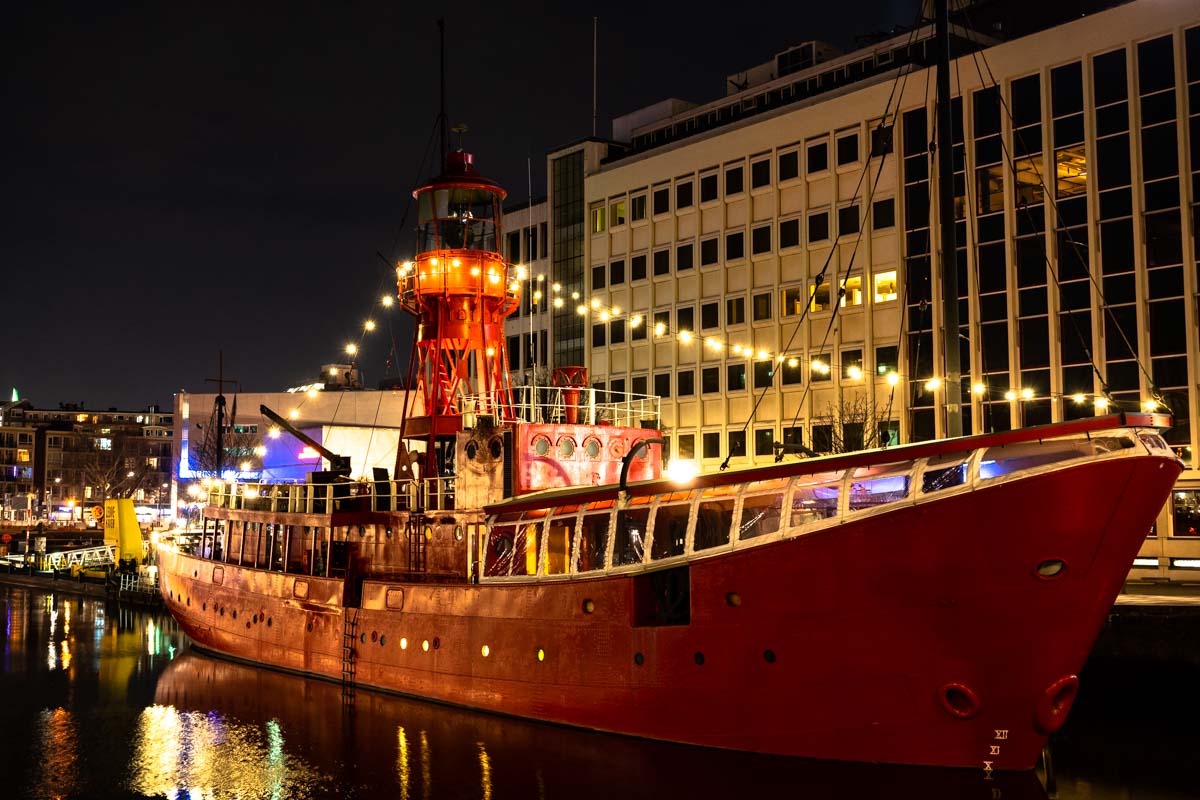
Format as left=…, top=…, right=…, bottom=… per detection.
left=341, top=607, right=358, bottom=709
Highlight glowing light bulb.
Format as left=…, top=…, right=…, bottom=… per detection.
left=847, top=365, right=863, bottom=380
left=1141, top=399, right=1157, bottom=412
left=678, top=330, right=693, bottom=344
left=329, top=368, right=339, bottom=377
left=345, top=343, right=358, bottom=356
left=924, top=377, right=941, bottom=391
left=886, top=371, right=900, bottom=386
left=489, top=273, right=500, bottom=284
left=533, top=290, right=543, bottom=301
left=1004, top=390, right=1017, bottom=401
left=1072, top=393, right=1086, bottom=404
left=553, top=297, right=564, bottom=308
left=733, top=345, right=744, bottom=355
left=1094, top=397, right=1109, bottom=410
left=654, top=322, right=666, bottom=336
left=577, top=305, right=588, bottom=315
left=600, top=311, right=610, bottom=321
left=705, top=337, right=722, bottom=350
left=552, top=283, right=562, bottom=292
left=364, top=320, right=376, bottom=332
left=810, top=359, right=824, bottom=372
left=536, top=274, right=545, bottom=282
left=381, top=295, right=394, bottom=307
left=254, top=445, right=266, bottom=457
left=306, top=388, right=318, bottom=399
left=788, top=358, right=799, bottom=368
left=611, top=306, right=621, bottom=316
left=429, top=257, right=438, bottom=266
left=471, top=266, right=481, bottom=277
left=590, top=298, right=601, bottom=309
left=485, top=347, right=495, bottom=357
left=269, top=427, right=281, bottom=439
left=1020, top=387, right=1034, bottom=400
left=288, top=409, right=299, bottom=420
left=451, top=258, right=461, bottom=268
left=972, top=382, right=985, bottom=395
left=571, top=291, right=580, bottom=300
left=630, top=315, right=642, bottom=328
left=240, top=461, right=250, bottom=471
left=515, top=265, right=527, bottom=280
left=756, top=349, right=769, bottom=361
left=665, top=459, right=699, bottom=485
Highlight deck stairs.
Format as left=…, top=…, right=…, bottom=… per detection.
left=341, top=607, right=358, bottom=708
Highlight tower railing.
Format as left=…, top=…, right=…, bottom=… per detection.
left=464, top=385, right=660, bottom=428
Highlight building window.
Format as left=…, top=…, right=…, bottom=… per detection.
left=678, top=370, right=696, bottom=397
left=703, top=432, right=720, bottom=459
left=781, top=358, right=803, bottom=385
left=631, top=194, right=647, bottom=221
left=753, top=360, right=774, bottom=388
left=610, top=319, right=625, bottom=345
left=836, top=131, right=859, bottom=165
left=841, top=348, right=864, bottom=380
left=610, top=259, right=625, bottom=285
left=872, top=197, right=895, bottom=229
left=876, top=345, right=898, bottom=376
left=701, top=302, right=719, bottom=329
left=728, top=430, right=747, bottom=458
left=653, top=310, right=669, bottom=336
left=653, top=186, right=670, bottom=215
left=653, top=249, right=670, bottom=276
left=632, top=375, right=647, bottom=396
left=702, top=367, right=720, bottom=394
left=808, top=211, right=830, bottom=242
left=592, top=323, right=606, bottom=347
left=873, top=270, right=898, bottom=302
left=610, top=200, right=626, bottom=227
left=782, top=426, right=804, bottom=452
left=631, top=253, right=647, bottom=281
left=780, top=217, right=800, bottom=249
left=591, top=205, right=606, bottom=233
left=700, top=173, right=719, bottom=202
left=507, top=230, right=521, bottom=262
left=813, top=425, right=833, bottom=453
left=725, top=165, right=744, bottom=195
left=751, top=158, right=771, bottom=188
left=807, top=139, right=828, bottom=173
left=654, top=372, right=671, bottom=398
left=838, top=204, right=859, bottom=235
left=751, top=224, right=772, bottom=255
left=811, top=355, right=831, bottom=382
left=507, top=335, right=521, bottom=370
left=809, top=280, right=832, bottom=312
left=779, top=150, right=799, bottom=181
left=677, top=242, right=695, bottom=271
left=843, top=275, right=864, bottom=306
left=726, top=296, right=745, bottom=325
left=677, top=306, right=695, bottom=333
left=781, top=286, right=804, bottom=316
left=678, top=433, right=696, bottom=459
left=754, top=428, right=775, bottom=456
left=726, top=231, right=745, bottom=261
left=752, top=292, right=771, bottom=321
left=592, top=264, right=606, bottom=290
left=700, top=237, right=719, bottom=266
left=676, top=181, right=694, bottom=210
left=631, top=315, right=647, bottom=340
left=727, top=362, right=747, bottom=392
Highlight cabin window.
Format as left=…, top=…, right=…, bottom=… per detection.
left=847, top=463, right=911, bottom=512
left=485, top=523, right=518, bottom=577
left=613, top=499, right=652, bottom=566
left=978, top=439, right=1095, bottom=480
left=739, top=479, right=789, bottom=540
left=694, top=486, right=738, bottom=551
left=577, top=506, right=613, bottom=572
left=543, top=512, right=578, bottom=575
left=512, top=520, right=542, bottom=576
left=650, top=493, right=693, bottom=560
left=922, top=451, right=972, bottom=493
left=790, top=472, right=842, bottom=525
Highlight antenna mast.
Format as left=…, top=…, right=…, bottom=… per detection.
left=934, top=0, right=963, bottom=436
left=439, top=18, right=448, bottom=164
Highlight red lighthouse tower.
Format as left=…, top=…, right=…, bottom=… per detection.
left=398, top=151, right=520, bottom=475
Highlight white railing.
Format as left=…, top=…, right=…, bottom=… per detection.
left=44, top=545, right=116, bottom=571
left=207, top=476, right=458, bottom=514
left=463, top=385, right=660, bottom=428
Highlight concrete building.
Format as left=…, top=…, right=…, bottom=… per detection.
left=502, top=197, right=553, bottom=386
left=544, top=0, right=1199, bottom=579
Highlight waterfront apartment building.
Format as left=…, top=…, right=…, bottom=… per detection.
left=563, top=0, right=1199, bottom=578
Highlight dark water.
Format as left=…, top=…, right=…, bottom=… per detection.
left=1, top=585, right=1196, bottom=800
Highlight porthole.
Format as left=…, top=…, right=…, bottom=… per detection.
left=231, top=609, right=237, bottom=620
left=465, top=441, right=479, bottom=460
left=360, top=632, right=367, bottom=644
left=609, top=441, right=624, bottom=458
left=385, top=527, right=393, bottom=539
left=454, top=525, right=464, bottom=542
left=220, top=606, right=225, bottom=616
left=202, top=602, right=207, bottom=612
left=400, top=637, right=408, bottom=650
left=481, top=644, right=491, bottom=657
left=358, top=526, right=367, bottom=538
left=1035, top=559, right=1067, bottom=579
left=559, top=437, right=576, bottom=458
left=584, top=438, right=601, bottom=459
left=246, top=621, right=251, bottom=629
left=694, top=652, right=705, bottom=666
left=939, top=682, right=981, bottom=720
left=371, top=630, right=378, bottom=643
left=379, top=635, right=386, bottom=646
left=252, top=614, right=258, bottom=624
left=186, top=597, right=190, bottom=607
left=537, top=648, right=545, bottom=662
left=533, top=436, right=551, bottom=456
left=267, top=617, right=272, bottom=628
left=763, top=649, right=777, bottom=664
left=306, top=621, right=313, bottom=632
left=422, top=639, right=430, bottom=652
left=193, top=570, right=198, bottom=578
left=725, top=592, right=742, bottom=607
left=489, top=437, right=503, bottom=459
left=582, top=599, right=595, bottom=614
left=432, top=637, right=441, bottom=650
left=634, top=652, right=645, bottom=666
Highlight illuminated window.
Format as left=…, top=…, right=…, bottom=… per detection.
left=1054, top=145, right=1087, bottom=197
left=873, top=270, right=898, bottom=302
left=781, top=286, right=804, bottom=316
left=1013, top=157, right=1045, bottom=206
left=842, top=276, right=864, bottom=306
left=16, top=449, right=30, bottom=463
left=976, top=164, right=1004, bottom=214
left=809, top=281, right=831, bottom=312
left=591, top=205, right=606, bottom=233
left=610, top=200, right=626, bottom=226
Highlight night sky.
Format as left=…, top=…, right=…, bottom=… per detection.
left=2, top=1, right=913, bottom=411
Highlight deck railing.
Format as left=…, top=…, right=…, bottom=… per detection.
left=463, top=385, right=660, bottom=428
left=207, top=476, right=457, bottom=515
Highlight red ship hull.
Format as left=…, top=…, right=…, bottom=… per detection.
left=158, top=449, right=1180, bottom=771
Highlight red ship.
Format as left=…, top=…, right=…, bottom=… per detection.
left=157, top=147, right=1183, bottom=771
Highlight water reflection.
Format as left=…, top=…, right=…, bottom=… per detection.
left=151, top=650, right=1046, bottom=800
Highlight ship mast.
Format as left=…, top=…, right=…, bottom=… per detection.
left=934, top=0, right=963, bottom=437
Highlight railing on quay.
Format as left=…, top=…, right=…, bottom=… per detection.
left=206, top=477, right=457, bottom=515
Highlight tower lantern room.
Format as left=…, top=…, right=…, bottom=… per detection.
left=398, top=151, right=521, bottom=467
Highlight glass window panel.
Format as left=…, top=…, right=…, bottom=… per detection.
left=543, top=516, right=577, bottom=575
left=790, top=472, right=842, bottom=525
left=694, top=496, right=735, bottom=551
left=650, top=496, right=692, bottom=559
left=613, top=502, right=651, bottom=566
left=577, top=510, right=611, bottom=572
left=922, top=452, right=971, bottom=493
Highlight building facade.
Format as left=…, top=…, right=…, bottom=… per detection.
left=558, top=0, right=1199, bottom=578
left=501, top=198, right=553, bottom=385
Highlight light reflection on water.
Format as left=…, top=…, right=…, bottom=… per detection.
left=1, top=583, right=1197, bottom=799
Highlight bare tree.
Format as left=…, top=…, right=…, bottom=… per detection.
left=811, top=394, right=898, bottom=454
left=78, top=432, right=160, bottom=503
left=189, top=419, right=261, bottom=478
